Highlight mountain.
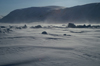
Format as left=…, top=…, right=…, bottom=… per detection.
left=0, top=6, right=64, bottom=23
left=0, top=15, right=4, bottom=19
left=0, top=3, right=100, bottom=23
left=45, top=3, right=100, bottom=23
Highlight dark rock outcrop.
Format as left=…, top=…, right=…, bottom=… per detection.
left=30, top=25, right=42, bottom=28
left=68, top=23, right=76, bottom=28
left=42, top=31, right=47, bottom=34
left=0, top=28, right=12, bottom=33
left=0, top=26, right=6, bottom=28
left=35, top=25, right=42, bottom=28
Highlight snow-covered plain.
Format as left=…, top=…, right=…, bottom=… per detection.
left=0, top=23, right=100, bottom=66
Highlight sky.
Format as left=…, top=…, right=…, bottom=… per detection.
left=0, top=0, right=100, bottom=16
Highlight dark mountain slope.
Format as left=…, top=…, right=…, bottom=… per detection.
left=0, top=6, right=64, bottom=23
left=0, top=3, right=100, bottom=23
left=46, top=3, right=100, bottom=23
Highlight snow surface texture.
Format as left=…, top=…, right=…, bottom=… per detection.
left=0, top=23, right=100, bottom=66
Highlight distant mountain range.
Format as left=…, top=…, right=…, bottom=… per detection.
left=0, top=3, right=100, bottom=23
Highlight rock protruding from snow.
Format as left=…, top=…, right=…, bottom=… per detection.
left=30, top=25, right=42, bottom=28
left=42, top=31, right=47, bottom=34
left=35, top=25, right=42, bottom=28
left=0, top=26, right=6, bottom=28
left=63, top=34, right=67, bottom=36
left=0, top=28, right=12, bottom=33
left=22, top=25, right=27, bottom=28
left=68, top=23, right=76, bottom=28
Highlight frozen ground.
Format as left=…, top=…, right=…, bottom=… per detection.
left=0, top=23, right=100, bottom=66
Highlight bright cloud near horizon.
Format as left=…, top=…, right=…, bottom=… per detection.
left=0, top=0, right=100, bottom=16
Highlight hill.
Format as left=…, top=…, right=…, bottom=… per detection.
left=0, top=3, right=100, bottom=23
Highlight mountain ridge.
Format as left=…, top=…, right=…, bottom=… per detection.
left=0, top=3, right=100, bottom=23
